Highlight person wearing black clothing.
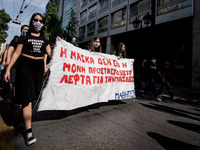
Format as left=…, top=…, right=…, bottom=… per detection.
left=148, top=57, right=164, bottom=101
left=6, top=25, right=29, bottom=101
left=4, top=13, right=54, bottom=146
left=158, top=61, right=176, bottom=100
left=136, top=58, right=148, bottom=90
left=6, top=25, right=29, bottom=65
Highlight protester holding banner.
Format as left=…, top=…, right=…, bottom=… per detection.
left=38, top=38, right=135, bottom=111
left=88, top=36, right=102, bottom=53
left=71, top=36, right=77, bottom=46
left=4, top=13, right=53, bottom=146
left=113, top=42, right=127, bottom=59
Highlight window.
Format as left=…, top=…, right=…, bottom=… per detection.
left=98, top=16, right=108, bottom=33
left=87, top=22, right=95, bottom=37
left=112, top=0, right=123, bottom=7
left=79, top=26, right=85, bottom=35
left=88, top=4, right=97, bottom=19
left=129, top=0, right=150, bottom=23
left=80, top=10, right=87, bottom=22
left=157, top=0, right=192, bottom=15
left=130, top=3, right=138, bottom=17
left=89, top=4, right=97, bottom=14
left=81, top=0, right=87, bottom=7
left=79, top=26, right=85, bottom=41
left=99, top=0, right=109, bottom=10
left=138, top=0, right=150, bottom=13
left=158, top=0, right=178, bottom=7
left=112, top=9, right=126, bottom=22
left=112, top=0, right=120, bottom=3
left=111, top=8, right=126, bottom=29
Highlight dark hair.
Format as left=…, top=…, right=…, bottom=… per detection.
left=20, top=25, right=29, bottom=32
left=28, top=13, right=45, bottom=35
left=71, top=36, right=76, bottom=41
left=88, top=36, right=102, bottom=52
left=116, top=42, right=127, bottom=58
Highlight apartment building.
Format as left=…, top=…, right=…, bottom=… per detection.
left=59, top=0, right=77, bottom=29
left=76, top=0, right=200, bottom=88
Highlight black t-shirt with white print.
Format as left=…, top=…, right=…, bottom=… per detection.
left=18, top=34, right=50, bottom=57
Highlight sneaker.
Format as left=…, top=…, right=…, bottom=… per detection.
left=171, top=96, right=177, bottom=100
left=24, top=129, right=36, bottom=146
left=155, top=97, right=162, bottom=101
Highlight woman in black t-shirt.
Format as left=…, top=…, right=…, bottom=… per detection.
left=4, top=13, right=53, bottom=146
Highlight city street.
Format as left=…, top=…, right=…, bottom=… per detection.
left=11, top=89, right=200, bottom=150
left=1, top=0, right=200, bottom=149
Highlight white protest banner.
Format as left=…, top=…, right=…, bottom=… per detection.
left=37, top=39, right=135, bottom=111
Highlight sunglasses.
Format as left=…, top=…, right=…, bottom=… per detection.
left=33, top=19, right=44, bottom=23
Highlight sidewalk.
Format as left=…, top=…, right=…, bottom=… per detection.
left=0, top=85, right=14, bottom=150
left=0, top=98, right=14, bottom=150
left=136, top=85, right=200, bottom=105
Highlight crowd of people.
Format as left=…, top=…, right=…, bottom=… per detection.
left=135, top=57, right=177, bottom=101
left=0, top=12, right=177, bottom=146
left=1, top=13, right=53, bottom=146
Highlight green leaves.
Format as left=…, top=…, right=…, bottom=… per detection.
left=44, top=0, right=61, bottom=43
left=68, top=8, right=79, bottom=37
left=0, top=9, right=11, bottom=43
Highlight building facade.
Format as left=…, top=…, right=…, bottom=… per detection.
left=76, top=0, right=200, bottom=88
left=59, top=0, right=78, bottom=29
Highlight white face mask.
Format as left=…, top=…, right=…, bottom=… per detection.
left=32, top=21, right=44, bottom=32
left=93, top=42, right=100, bottom=48
left=121, top=48, right=125, bottom=52
left=151, top=59, right=156, bottom=64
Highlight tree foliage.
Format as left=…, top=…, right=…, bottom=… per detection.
left=44, top=0, right=62, bottom=43
left=61, top=8, right=79, bottom=42
left=0, top=9, right=11, bottom=43
left=68, top=8, right=79, bottom=37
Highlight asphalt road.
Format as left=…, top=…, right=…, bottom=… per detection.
left=13, top=97, right=200, bottom=150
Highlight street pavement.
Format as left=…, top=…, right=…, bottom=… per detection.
left=0, top=85, right=200, bottom=150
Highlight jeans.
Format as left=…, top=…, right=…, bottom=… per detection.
left=151, top=79, right=158, bottom=98
left=158, top=80, right=174, bottom=98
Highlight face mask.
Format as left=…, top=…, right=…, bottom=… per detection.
left=71, top=41, right=76, bottom=46
left=151, top=59, right=156, bottom=64
left=93, top=42, right=100, bottom=48
left=121, top=48, right=125, bottom=52
left=21, top=30, right=28, bottom=37
left=32, top=21, right=44, bottom=32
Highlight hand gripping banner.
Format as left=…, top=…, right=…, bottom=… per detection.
left=37, top=39, right=135, bottom=111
